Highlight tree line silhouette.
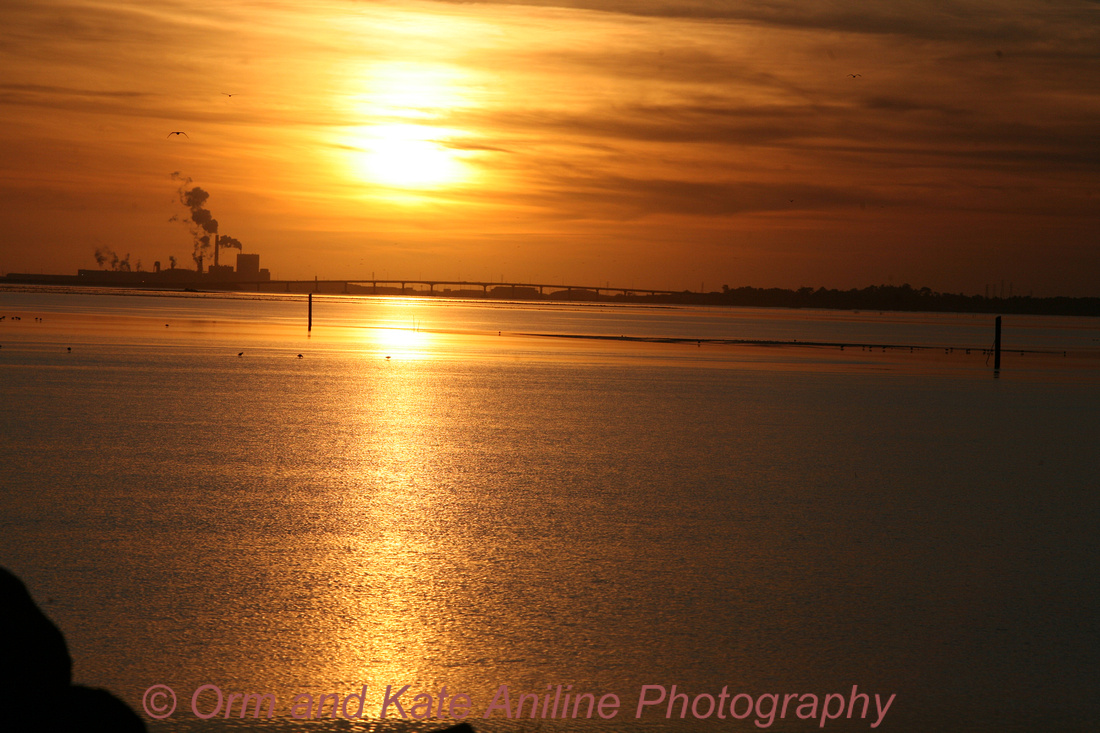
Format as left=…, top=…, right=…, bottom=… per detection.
left=615, top=283, right=1100, bottom=316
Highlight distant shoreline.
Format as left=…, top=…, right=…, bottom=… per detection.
left=2, top=273, right=1098, bottom=317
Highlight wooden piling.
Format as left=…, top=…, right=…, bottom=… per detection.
left=308, top=293, right=312, bottom=332
left=994, top=315, right=1001, bottom=372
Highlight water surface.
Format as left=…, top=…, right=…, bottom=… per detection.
left=2, top=288, right=1098, bottom=732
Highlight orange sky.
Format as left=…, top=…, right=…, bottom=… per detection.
left=1, top=0, right=1098, bottom=296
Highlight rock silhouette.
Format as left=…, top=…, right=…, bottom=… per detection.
left=1, top=567, right=147, bottom=732
left=2, top=568, right=484, bottom=733
left=435, top=724, right=475, bottom=733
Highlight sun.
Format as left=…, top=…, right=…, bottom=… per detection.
left=349, top=124, right=466, bottom=189
left=339, top=63, right=478, bottom=190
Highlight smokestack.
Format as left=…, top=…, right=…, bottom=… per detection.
left=172, top=174, right=245, bottom=275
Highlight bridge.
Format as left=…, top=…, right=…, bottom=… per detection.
left=235, top=278, right=687, bottom=298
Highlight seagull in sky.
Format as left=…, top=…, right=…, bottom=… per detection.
left=167, top=131, right=189, bottom=138
left=221, top=93, right=235, bottom=97
left=847, top=73, right=862, bottom=78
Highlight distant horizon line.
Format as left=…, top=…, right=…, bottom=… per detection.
left=2, top=270, right=1098, bottom=315
left=0, top=263, right=1086, bottom=297
left=0, top=265, right=1082, bottom=297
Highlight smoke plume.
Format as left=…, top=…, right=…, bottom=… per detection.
left=171, top=172, right=244, bottom=269
left=93, top=247, right=132, bottom=271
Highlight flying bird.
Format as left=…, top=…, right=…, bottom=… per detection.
left=221, top=93, right=235, bottom=97
left=847, top=73, right=862, bottom=78
left=167, top=131, right=189, bottom=138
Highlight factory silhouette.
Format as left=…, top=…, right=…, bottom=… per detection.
left=75, top=250, right=270, bottom=287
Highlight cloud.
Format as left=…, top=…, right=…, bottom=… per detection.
left=535, top=174, right=882, bottom=218
left=2, top=0, right=1098, bottom=294
left=432, top=0, right=1100, bottom=44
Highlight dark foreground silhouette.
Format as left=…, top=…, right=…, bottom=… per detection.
left=2, top=567, right=479, bottom=733
left=1, top=566, right=147, bottom=732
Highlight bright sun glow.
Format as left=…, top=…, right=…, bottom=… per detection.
left=350, top=124, right=466, bottom=188
left=341, top=63, right=478, bottom=190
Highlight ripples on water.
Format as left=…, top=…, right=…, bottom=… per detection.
left=2, top=288, right=1098, bottom=732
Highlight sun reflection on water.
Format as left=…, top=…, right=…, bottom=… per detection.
left=320, top=350, right=469, bottom=694
left=364, top=326, right=434, bottom=360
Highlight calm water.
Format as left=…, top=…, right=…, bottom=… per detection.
left=2, top=287, right=1098, bottom=732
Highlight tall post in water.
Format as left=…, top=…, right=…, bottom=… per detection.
left=308, top=293, right=312, bottom=333
left=994, top=315, right=1001, bottom=373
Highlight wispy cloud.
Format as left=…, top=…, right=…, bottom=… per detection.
left=433, top=0, right=1100, bottom=44
left=1, top=0, right=1098, bottom=293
